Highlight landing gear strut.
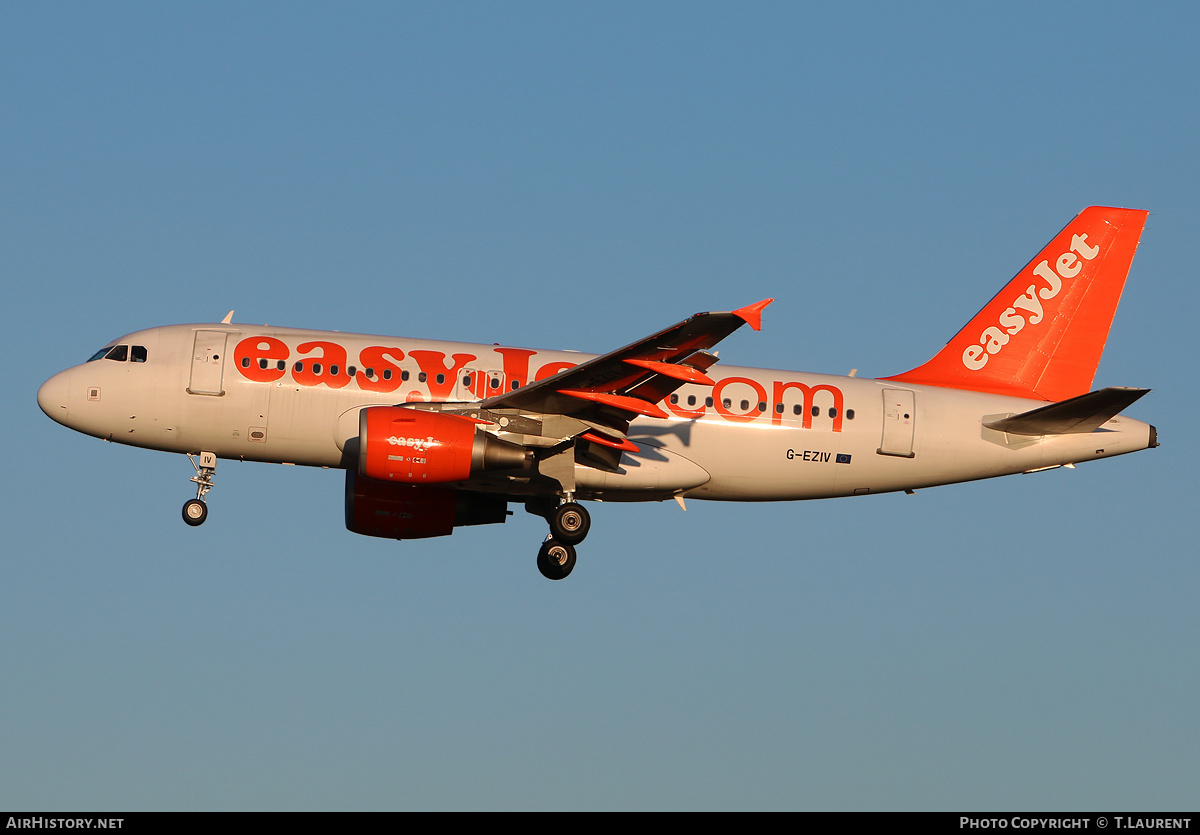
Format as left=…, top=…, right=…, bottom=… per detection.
left=532, top=500, right=590, bottom=579
left=182, top=451, right=216, bottom=527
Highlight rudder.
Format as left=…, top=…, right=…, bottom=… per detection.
left=883, top=206, right=1148, bottom=401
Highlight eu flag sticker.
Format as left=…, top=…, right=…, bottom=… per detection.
left=835, top=453, right=852, bottom=464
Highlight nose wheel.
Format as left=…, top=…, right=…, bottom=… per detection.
left=182, top=451, right=217, bottom=527
left=182, top=498, right=208, bottom=526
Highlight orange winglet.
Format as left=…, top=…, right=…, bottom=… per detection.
left=557, top=389, right=669, bottom=419
left=580, top=431, right=640, bottom=452
left=732, top=298, right=774, bottom=331
left=623, top=358, right=716, bottom=386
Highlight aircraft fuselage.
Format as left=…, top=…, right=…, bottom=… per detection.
left=38, top=323, right=1154, bottom=503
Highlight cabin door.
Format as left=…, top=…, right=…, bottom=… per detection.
left=878, top=388, right=915, bottom=458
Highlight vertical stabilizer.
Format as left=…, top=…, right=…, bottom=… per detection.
left=883, top=206, right=1148, bottom=401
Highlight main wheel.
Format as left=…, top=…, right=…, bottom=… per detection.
left=182, top=499, right=208, bottom=527
left=537, top=539, right=577, bottom=580
left=550, top=502, right=590, bottom=545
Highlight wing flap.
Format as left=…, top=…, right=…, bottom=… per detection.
left=479, top=300, right=771, bottom=428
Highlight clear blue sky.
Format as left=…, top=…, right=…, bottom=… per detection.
left=3, top=2, right=1196, bottom=810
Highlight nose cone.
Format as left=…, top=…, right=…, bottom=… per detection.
left=38, top=370, right=71, bottom=425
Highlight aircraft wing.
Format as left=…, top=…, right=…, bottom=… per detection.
left=478, top=299, right=772, bottom=435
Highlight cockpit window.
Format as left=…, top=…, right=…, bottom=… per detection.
left=131, top=345, right=147, bottom=363
left=104, top=345, right=129, bottom=362
left=87, top=345, right=115, bottom=362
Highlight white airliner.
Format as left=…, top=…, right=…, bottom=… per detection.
left=38, top=206, right=1157, bottom=579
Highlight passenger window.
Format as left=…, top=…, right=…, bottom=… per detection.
left=418, top=372, right=427, bottom=383
left=312, top=363, right=322, bottom=374
left=846, top=409, right=855, bottom=420
left=828, top=407, right=837, bottom=418
left=401, top=370, right=410, bottom=381
left=365, top=368, right=375, bottom=378
left=259, top=359, right=268, bottom=369
left=436, top=373, right=445, bottom=385
left=330, top=365, right=339, bottom=376
left=131, top=345, right=147, bottom=363
left=670, top=394, right=679, bottom=404
left=758, top=402, right=766, bottom=412
left=793, top=405, right=802, bottom=415
left=705, top=397, right=713, bottom=407
left=511, top=380, right=520, bottom=390
left=463, top=375, right=471, bottom=387
left=775, top=403, right=784, bottom=414
left=383, top=369, right=392, bottom=380
left=740, top=399, right=749, bottom=411
left=241, top=357, right=251, bottom=368
left=490, top=377, right=501, bottom=389
left=723, top=398, right=731, bottom=409
left=687, top=395, right=696, bottom=406
left=811, top=405, right=820, bottom=417
left=105, top=345, right=128, bottom=362
left=347, top=366, right=356, bottom=377
left=277, top=361, right=285, bottom=371
left=294, top=362, right=304, bottom=372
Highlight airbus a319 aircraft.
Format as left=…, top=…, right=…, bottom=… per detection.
left=38, top=206, right=1157, bottom=579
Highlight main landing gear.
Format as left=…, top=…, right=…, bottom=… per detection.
left=535, top=500, right=591, bottom=580
left=537, top=539, right=577, bottom=581
left=182, top=451, right=217, bottom=527
left=550, top=501, right=590, bottom=545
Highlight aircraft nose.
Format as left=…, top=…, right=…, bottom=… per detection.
left=38, top=371, right=71, bottom=424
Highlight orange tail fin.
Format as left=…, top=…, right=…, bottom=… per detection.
left=883, top=206, right=1148, bottom=401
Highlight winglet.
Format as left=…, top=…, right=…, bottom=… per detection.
left=733, top=298, right=774, bottom=331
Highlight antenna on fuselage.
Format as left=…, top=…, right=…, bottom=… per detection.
left=221, top=310, right=234, bottom=324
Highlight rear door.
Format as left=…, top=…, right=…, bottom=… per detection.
left=878, top=388, right=915, bottom=457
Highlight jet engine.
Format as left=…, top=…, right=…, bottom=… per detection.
left=357, top=406, right=530, bottom=484
left=344, top=470, right=509, bottom=539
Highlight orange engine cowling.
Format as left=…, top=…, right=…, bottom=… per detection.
left=345, top=470, right=509, bottom=539
left=358, top=406, right=529, bottom=484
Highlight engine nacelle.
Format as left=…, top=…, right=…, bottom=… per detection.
left=345, top=470, right=509, bottom=539
left=358, top=406, right=529, bottom=484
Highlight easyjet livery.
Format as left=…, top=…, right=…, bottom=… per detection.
left=38, top=207, right=1157, bottom=579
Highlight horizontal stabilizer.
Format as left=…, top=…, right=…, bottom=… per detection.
left=983, top=387, right=1150, bottom=436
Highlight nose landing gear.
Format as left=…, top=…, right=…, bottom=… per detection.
left=182, top=498, right=208, bottom=526
left=182, top=451, right=217, bottom=527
